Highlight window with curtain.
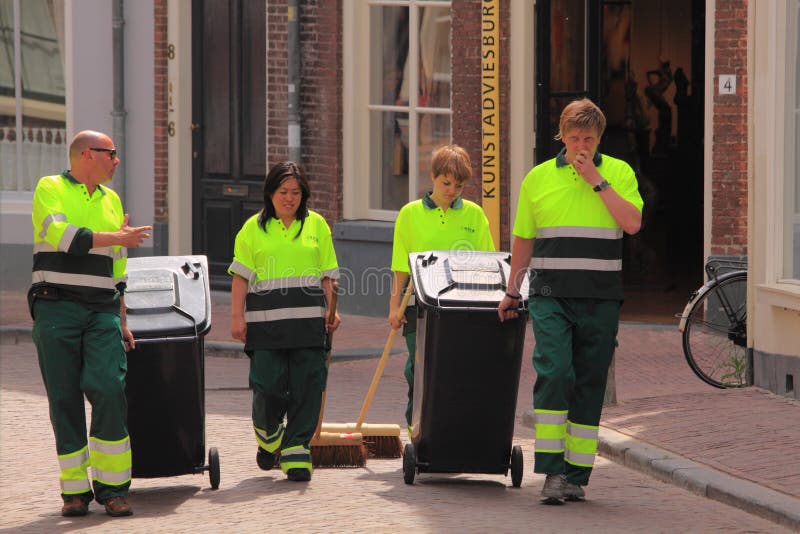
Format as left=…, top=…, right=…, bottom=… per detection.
left=0, top=0, right=66, bottom=193
left=367, top=0, right=452, bottom=213
left=787, top=0, right=800, bottom=279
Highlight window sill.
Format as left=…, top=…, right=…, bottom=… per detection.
left=756, top=283, right=800, bottom=312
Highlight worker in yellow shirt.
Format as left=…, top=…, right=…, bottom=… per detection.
left=389, top=145, right=495, bottom=436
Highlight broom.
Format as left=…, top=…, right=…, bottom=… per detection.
left=310, top=283, right=368, bottom=468
left=320, top=280, right=413, bottom=459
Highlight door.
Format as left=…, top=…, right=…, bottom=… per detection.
left=192, top=0, right=266, bottom=287
left=536, top=0, right=706, bottom=321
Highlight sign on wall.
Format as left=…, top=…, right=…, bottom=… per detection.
left=481, top=0, right=500, bottom=248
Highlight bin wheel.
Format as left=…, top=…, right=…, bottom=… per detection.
left=208, top=447, right=220, bottom=489
left=402, top=443, right=416, bottom=485
left=510, top=445, right=523, bottom=488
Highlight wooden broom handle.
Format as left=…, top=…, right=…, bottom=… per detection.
left=356, top=279, right=414, bottom=429
left=314, top=282, right=339, bottom=439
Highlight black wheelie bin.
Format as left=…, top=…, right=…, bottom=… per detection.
left=123, top=255, right=219, bottom=489
left=403, top=250, right=529, bottom=487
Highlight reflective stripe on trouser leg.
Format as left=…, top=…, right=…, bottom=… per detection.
left=250, top=349, right=289, bottom=454
left=530, top=297, right=574, bottom=475
left=90, top=435, right=132, bottom=487
left=280, top=347, right=326, bottom=473
left=58, top=446, right=92, bottom=495
left=533, top=409, right=567, bottom=454
left=279, top=445, right=312, bottom=473
left=254, top=424, right=285, bottom=454
left=565, top=420, right=599, bottom=467
left=403, top=332, right=416, bottom=426
left=82, top=309, right=131, bottom=500
left=566, top=298, right=619, bottom=485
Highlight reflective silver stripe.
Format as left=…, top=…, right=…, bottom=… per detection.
left=567, top=422, right=599, bottom=440
left=229, top=261, right=255, bottom=283
left=537, top=226, right=622, bottom=239
left=535, top=411, right=568, bottom=425
left=91, top=438, right=131, bottom=455
left=57, top=224, right=80, bottom=251
left=61, top=479, right=91, bottom=492
left=245, top=306, right=325, bottom=322
left=255, top=425, right=283, bottom=443
left=565, top=450, right=596, bottom=466
left=34, top=241, right=58, bottom=253
left=534, top=438, right=565, bottom=451
left=39, top=213, right=67, bottom=238
left=92, top=467, right=132, bottom=484
left=530, top=257, right=622, bottom=271
left=32, top=270, right=118, bottom=289
left=280, top=447, right=310, bottom=458
left=250, top=276, right=320, bottom=292
left=59, top=449, right=90, bottom=470
left=321, top=267, right=340, bottom=280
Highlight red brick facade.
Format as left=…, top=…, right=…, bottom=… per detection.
left=452, top=1, right=512, bottom=250
left=711, top=0, right=748, bottom=257
left=153, top=0, right=168, bottom=225
left=266, top=1, right=343, bottom=224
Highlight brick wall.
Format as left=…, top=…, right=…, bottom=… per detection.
left=267, top=1, right=343, bottom=224
left=453, top=1, right=511, bottom=250
left=711, top=0, right=748, bottom=257
left=153, top=0, right=168, bottom=225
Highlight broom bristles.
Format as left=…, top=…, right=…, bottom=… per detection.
left=363, top=435, right=403, bottom=459
left=311, top=443, right=368, bottom=468
left=320, top=423, right=403, bottom=458
left=310, top=432, right=368, bottom=468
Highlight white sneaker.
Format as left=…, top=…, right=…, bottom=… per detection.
left=540, top=473, right=566, bottom=504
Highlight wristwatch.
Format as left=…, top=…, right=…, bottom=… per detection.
left=593, top=179, right=611, bottom=192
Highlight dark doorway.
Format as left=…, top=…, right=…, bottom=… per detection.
left=536, top=0, right=705, bottom=322
left=192, top=0, right=266, bottom=288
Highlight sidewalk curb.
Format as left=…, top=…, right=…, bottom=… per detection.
left=523, top=411, right=800, bottom=531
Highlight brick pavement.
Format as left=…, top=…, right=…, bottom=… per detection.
left=2, top=288, right=799, bottom=531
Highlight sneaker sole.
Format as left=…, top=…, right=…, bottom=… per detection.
left=540, top=497, right=565, bottom=505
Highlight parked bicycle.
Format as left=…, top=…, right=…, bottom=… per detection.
left=677, top=259, right=749, bottom=388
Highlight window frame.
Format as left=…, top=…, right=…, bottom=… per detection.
left=343, top=0, right=452, bottom=222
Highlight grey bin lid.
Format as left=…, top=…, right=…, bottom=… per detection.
left=124, top=255, right=211, bottom=339
left=409, top=250, right=530, bottom=309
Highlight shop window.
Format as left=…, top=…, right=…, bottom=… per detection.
left=0, top=0, right=66, bottom=194
left=366, top=0, right=452, bottom=215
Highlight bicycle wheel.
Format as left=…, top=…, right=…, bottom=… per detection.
left=682, top=273, right=748, bottom=388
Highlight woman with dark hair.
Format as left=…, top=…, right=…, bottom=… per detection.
left=228, top=161, right=340, bottom=482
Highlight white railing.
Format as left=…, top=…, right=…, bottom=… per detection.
left=0, top=126, right=67, bottom=192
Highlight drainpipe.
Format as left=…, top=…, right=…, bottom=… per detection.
left=112, top=0, right=127, bottom=205
left=287, top=0, right=301, bottom=163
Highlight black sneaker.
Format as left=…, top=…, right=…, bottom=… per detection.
left=256, top=448, right=275, bottom=471
left=286, top=468, right=311, bottom=482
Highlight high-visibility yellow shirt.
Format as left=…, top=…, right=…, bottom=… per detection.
left=513, top=149, right=643, bottom=299
left=31, top=172, right=127, bottom=312
left=391, top=192, right=495, bottom=274
left=228, top=210, right=339, bottom=349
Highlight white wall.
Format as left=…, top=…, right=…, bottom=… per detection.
left=67, top=0, right=154, bottom=242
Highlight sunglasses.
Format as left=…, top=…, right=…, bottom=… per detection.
left=89, top=147, right=118, bottom=159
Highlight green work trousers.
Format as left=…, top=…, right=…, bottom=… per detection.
left=530, top=296, right=619, bottom=486
left=403, top=332, right=416, bottom=426
left=250, top=347, right=327, bottom=472
left=32, top=298, right=131, bottom=502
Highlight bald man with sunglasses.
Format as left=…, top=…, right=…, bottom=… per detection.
left=29, top=130, right=151, bottom=517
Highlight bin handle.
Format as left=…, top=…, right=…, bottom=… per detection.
left=131, top=334, right=199, bottom=345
